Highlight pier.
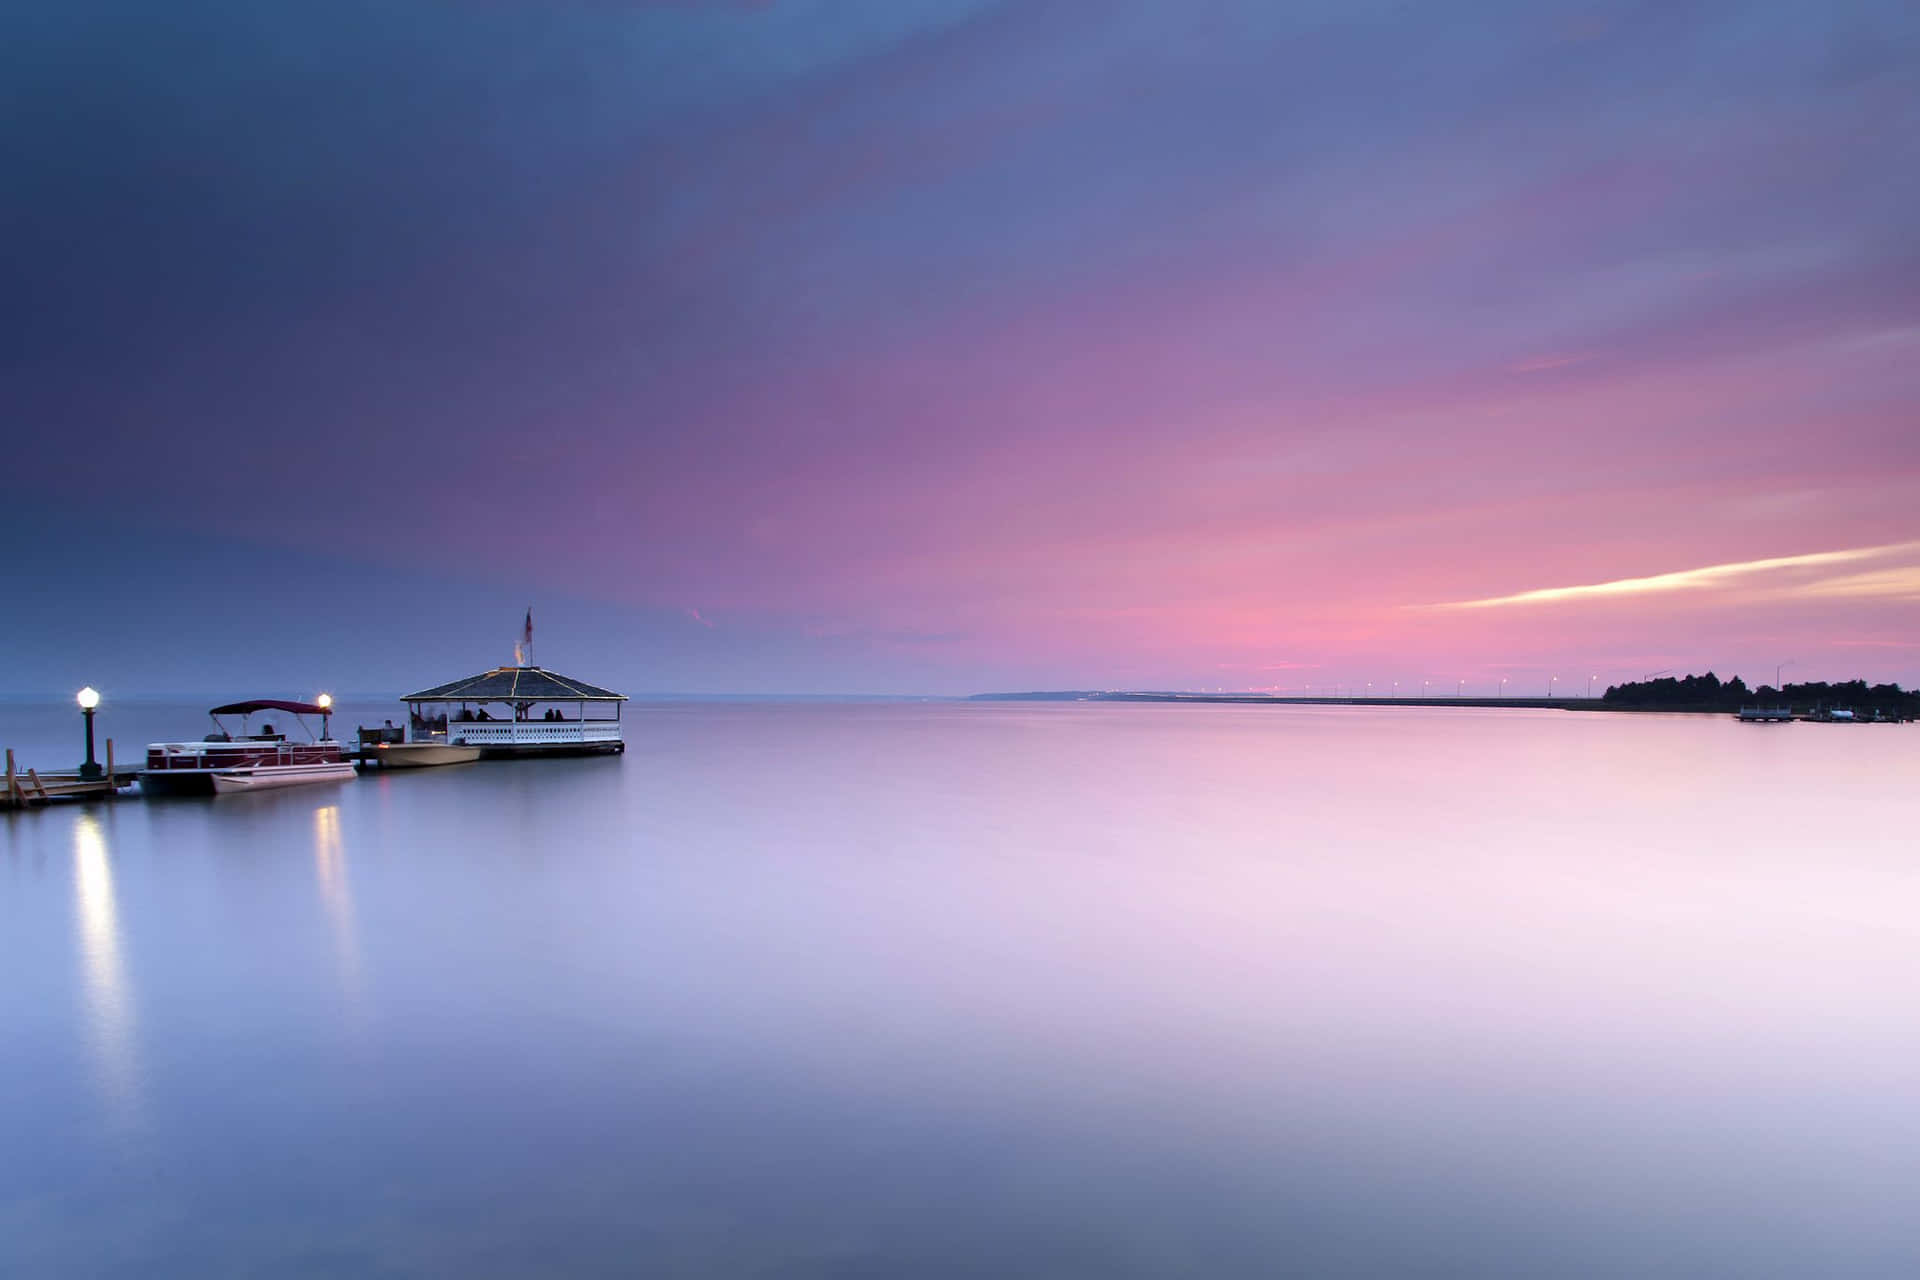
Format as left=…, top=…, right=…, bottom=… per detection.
left=1084, top=693, right=1609, bottom=710
left=3, top=743, right=140, bottom=810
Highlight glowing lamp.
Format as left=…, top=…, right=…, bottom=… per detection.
left=76, top=687, right=102, bottom=779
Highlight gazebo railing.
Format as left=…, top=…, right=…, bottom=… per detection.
left=445, top=721, right=622, bottom=746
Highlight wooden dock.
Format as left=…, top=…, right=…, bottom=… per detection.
left=3, top=744, right=141, bottom=810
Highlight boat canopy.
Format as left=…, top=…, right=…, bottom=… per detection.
left=209, top=699, right=332, bottom=716
left=401, top=667, right=626, bottom=703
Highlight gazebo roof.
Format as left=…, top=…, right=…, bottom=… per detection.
left=402, top=667, right=627, bottom=703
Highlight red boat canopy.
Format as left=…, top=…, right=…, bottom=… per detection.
left=209, top=700, right=331, bottom=717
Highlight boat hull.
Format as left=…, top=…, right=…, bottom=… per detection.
left=139, top=769, right=219, bottom=796
left=211, top=762, right=358, bottom=794
left=368, top=743, right=482, bottom=768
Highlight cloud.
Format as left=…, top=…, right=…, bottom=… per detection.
left=1425, top=541, right=1920, bottom=610
left=685, top=607, right=715, bottom=627
left=1795, top=568, right=1920, bottom=602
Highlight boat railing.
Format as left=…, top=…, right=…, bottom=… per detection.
left=145, top=740, right=344, bottom=769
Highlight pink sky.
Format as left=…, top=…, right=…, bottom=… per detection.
left=9, top=0, right=1918, bottom=692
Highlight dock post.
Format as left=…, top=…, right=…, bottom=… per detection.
left=106, top=740, right=117, bottom=800
left=5, top=748, right=14, bottom=808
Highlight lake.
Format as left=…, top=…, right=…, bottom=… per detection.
left=4, top=699, right=1919, bottom=1277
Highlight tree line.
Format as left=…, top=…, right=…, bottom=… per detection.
left=1600, top=672, right=1919, bottom=717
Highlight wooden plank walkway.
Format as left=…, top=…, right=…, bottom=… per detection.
left=3, top=744, right=140, bottom=810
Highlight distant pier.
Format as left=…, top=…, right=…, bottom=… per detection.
left=1053, top=693, right=1609, bottom=711
left=973, top=692, right=1909, bottom=720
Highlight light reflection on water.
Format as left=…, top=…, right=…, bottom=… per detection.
left=3, top=701, right=1920, bottom=1276
left=312, top=803, right=363, bottom=1012
left=71, top=810, right=141, bottom=1124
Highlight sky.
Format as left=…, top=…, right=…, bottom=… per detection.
left=5, top=0, right=1918, bottom=696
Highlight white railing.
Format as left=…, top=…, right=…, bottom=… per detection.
left=446, top=721, right=622, bottom=746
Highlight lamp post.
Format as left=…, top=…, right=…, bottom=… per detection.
left=77, top=687, right=102, bottom=780
left=1500, top=676, right=1508, bottom=699
left=1549, top=675, right=1559, bottom=698
left=317, top=693, right=333, bottom=741
left=1456, top=679, right=1464, bottom=698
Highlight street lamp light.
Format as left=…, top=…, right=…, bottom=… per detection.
left=1500, top=676, right=1508, bottom=698
left=76, top=687, right=102, bottom=780
left=1549, top=675, right=1559, bottom=697
left=316, top=692, right=334, bottom=740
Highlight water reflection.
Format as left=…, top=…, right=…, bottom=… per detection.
left=72, top=811, right=140, bottom=1121
left=313, top=803, right=364, bottom=1014
left=12, top=703, right=1920, bottom=1275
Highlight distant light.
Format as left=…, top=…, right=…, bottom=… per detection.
left=316, top=693, right=334, bottom=710
left=77, top=686, right=100, bottom=710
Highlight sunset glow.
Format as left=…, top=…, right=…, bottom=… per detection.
left=5, top=1, right=1916, bottom=693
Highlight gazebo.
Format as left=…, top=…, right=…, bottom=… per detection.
left=399, top=666, right=627, bottom=756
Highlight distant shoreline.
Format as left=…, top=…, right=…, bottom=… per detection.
left=966, top=691, right=1915, bottom=719
left=963, top=692, right=1860, bottom=715
left=969, top=692, right=1617, bottom=711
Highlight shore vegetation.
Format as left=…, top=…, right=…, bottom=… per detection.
left=1601, top=672, right=1918, bottom=718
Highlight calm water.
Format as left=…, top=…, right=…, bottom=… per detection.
left=4, top=700, right=1919, bottom=1277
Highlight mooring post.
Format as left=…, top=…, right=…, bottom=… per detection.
left=106, top=739, right=116, bottom=800
left=5, top=748, right=14, bottom=808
